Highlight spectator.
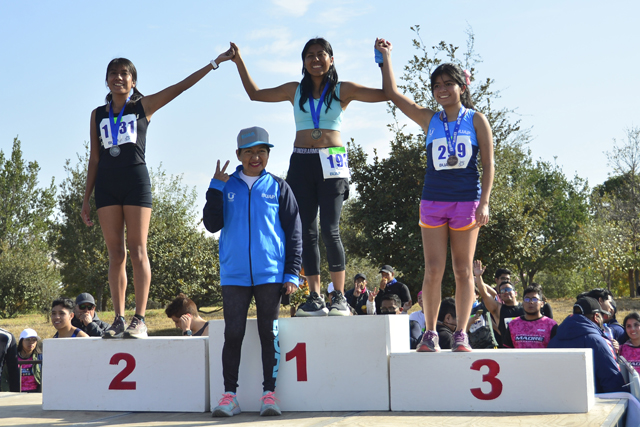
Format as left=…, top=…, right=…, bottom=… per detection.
left=409, top=291, right=425, bottom=331
left=583, top=288, right=622, bottom=342
left=374, top=265, right=412, bottom=315
left=0, top=328, right=19, bottom=392
left=16, top=329, right=42, bottom=393
left=71, top=293, right=111, bottom=337
left=203, top=127, right=302, bottom=417
left=51, top=298, right=89, bottom=338
left=607, top=300, right=625, bottom=342
left=502, top=285, right=557, bottom=349
left=474, top=261, right=524, bottom=348
left=165, top=293, right=210, bottom=336
left=344, top=274, right=370, bottom=315
left=436, top=298, right=457, bottom=350
left=376, top=294, right=422, bottom=350
left=621, top=312, right=640, bottom=374
left=548, top=297, right=627, bottom=393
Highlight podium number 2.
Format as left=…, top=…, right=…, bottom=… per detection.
left=285, top=343, right=308, bottom=381
left=109, top=353, right=136, bottom=390
left=470, top=359, right=502, bottom=400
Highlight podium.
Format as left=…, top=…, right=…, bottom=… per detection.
left=209, top=315, right=408, bottom=411
left=42, top=337, right=209, bottom=412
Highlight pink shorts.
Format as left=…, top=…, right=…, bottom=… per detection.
left=419, top=200, right=479, bottom=231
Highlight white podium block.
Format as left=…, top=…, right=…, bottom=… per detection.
left=42, top=337, right=209, bottom=412
left=209, top=315, right=408, bottom=412
left=390, top=349, right=595, bottom=413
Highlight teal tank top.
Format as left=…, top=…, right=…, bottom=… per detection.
left=293, top=82, right=343, bottom=131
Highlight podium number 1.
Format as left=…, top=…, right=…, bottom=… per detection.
left=470, top=359, right=502, bottom=400
left=285, top=343, right=308, bottom=381
left=109, top=353, right=137, bottom=390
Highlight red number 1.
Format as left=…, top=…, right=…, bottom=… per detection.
left=470, top=359, right=502, bottom=400
left=285, top=343, right=308, bottom=381
left=109, top=353, right=137, bottom=390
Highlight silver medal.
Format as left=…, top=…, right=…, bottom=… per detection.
left=447, top=155, right=458, bottom=166
left=311, top=129, right=322, bottom=140
left=110, top=146, right=121, bottom=157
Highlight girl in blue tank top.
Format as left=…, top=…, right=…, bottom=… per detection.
left=220, top=39, right=387, bottom=318
left=376, top=38, right=494, bottom=353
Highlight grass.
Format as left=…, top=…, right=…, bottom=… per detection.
left=3, top=298, right=640, bottom=340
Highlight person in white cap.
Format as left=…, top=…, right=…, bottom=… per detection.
left=16, top=329, right=42, bottom=393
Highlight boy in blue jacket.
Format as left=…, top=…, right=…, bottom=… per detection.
left=203, top=126, right=302, bottom=417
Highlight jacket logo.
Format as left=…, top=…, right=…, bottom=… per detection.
left=262, top=193, right=276, bottom=200
left=228, top=192, right=235, bottom=201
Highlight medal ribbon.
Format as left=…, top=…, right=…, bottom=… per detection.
left=308, top=83, right=330, bottom=129
left=441, top=107, right=467, bottom=157
left=108, top=97, right=130, bottom=147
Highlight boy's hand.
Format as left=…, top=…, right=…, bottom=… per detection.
left=214, top=160, right=230, bottom=182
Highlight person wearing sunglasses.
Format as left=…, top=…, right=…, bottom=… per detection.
left=502, top=285, right=557, bottom=349
left=474, top=266, right=524, bottom=348
left=71, top=293, right=111, bottom=337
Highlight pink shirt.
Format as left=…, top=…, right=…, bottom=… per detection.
left=620, top=342, right=640, bottom=374
left=17, top=355, right=37, bottom=391
left=504, top=316, right=558, bottom=349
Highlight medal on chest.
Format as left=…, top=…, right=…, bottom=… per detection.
left=309, top=83, right=330, bottom=140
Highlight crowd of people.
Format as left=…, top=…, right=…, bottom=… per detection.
left=1, top=34, right=638, bottom=418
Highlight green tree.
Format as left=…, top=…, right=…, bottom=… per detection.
left=0, top=137, right=59, bottom=317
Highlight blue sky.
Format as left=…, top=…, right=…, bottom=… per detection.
left=1, top=1, right=638, bottom=220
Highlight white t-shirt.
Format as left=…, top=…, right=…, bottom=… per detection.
left=409, top=311, right=425, bottom=331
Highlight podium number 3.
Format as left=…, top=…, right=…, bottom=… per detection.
left=109, top=353, right=136, bottom=390
left=470, top=359, right=502, bottom=400
left=285, top=343, right=308, bottom=381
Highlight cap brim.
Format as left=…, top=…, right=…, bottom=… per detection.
left=238, top=141, right=274, bottom=149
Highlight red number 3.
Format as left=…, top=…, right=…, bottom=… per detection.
left=470, top=359, right=502, bottom=400
left=109, top=353, right=136, bottom=390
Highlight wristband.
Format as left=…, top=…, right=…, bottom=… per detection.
left=374, top=48, right=383, bottom=68
left=210, top=59, right=219, bottom=70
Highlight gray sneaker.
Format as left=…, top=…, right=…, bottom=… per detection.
left=102, top=316, right=126, bottom=339
left=328, top=290, right=350, bottom=316
left=416, top=330, right=441, bottom=352
left=295, top=292, right=329, bottom=317
left=123, top=316, right=148, bottom=339
left=452, top=330, right=472, bottom=352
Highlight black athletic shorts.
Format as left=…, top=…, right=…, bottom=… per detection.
left=95, top=164, right=152, bottom=209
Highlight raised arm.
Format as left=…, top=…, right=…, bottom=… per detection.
left=229, top=42, right=298, bottom=103
left=375, top=38, right=435, bottom=130
left=473, top=112, right=494, bottom=227
left=140, top=48, right=235, bottom=119
left=474, top=260, right=500, bottom=319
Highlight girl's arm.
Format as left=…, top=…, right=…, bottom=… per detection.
left=81, top=109, right=100, bottom=227
left=140, top=49, right=235, bottom=119
left=473, top=112, right=494, bottom=227
left=230, top=42, right=298, bottom=103
left=338, top=81, right=387, bottom=109
left=375, top=38, right=435, bottom=129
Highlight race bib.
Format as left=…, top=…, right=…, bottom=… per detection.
left=431, top=135, right=472, bottom=171
left=98, top=114, right=138, bottom=149
left=319, top=146, right=351, bottom=179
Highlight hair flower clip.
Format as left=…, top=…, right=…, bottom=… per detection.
left=463, top=69, right=471, bottom=85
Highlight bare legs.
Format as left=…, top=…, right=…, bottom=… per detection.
left=420, top=226, right=480, bottom=332
left=306, top=270, right=346, bottom=294
left=97, top=205, right=152, bottom=317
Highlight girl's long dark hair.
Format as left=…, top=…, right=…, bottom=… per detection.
left=430, top=63, right=475, bottom=110
left=105, top=58, right=144, bottom=104
left=299, top=38, right=340, bottom=113
left=18, top=338, right=42, bottom=358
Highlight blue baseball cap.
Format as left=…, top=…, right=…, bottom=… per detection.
left=237, top=126, right=273, bottom=149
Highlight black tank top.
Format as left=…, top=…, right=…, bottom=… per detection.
left=94, top=101, right=149, bottom=169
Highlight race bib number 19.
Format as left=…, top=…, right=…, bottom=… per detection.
left=99, top=114, right=138, bottom=149
left=319, top=147, right=350, bottom=179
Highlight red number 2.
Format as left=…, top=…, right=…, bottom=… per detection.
left=108, top=353, right=137, bottom=390
left=470, top=359, right=502, bottom=400
left=285, top=343, right=307, bottom=381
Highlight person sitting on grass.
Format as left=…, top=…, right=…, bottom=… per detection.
left=502, top=285, right=557, bottom=349
left=436, top=297, right=457, bottom=350
left=51, top=298, right=89, bottom=338
left=71, top=293, right=111, bottom=337
left=165, top=293, right=210, bottom=337
left=16, top=329, right=42, bottom=393
left=370, top=294, right=422, bottom=349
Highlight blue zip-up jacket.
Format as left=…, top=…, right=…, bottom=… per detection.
left=203, top=166, right=302, bottom=287
left=548, top=314, right=627, bottom=394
